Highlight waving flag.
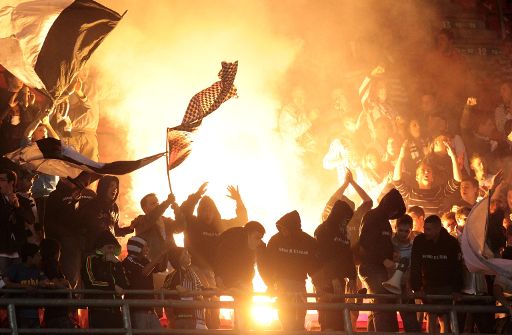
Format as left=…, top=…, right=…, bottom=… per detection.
left=182, top=61, right=238, bottom=125
left=0, top=0, right=122, bottom=102
left=166, top=122, right=199, bottom=170
left=461, top=197, right=512, bottom=277
left=167, top=61, right=238, bottom=170
left=4, top=138, right=164, bottom=181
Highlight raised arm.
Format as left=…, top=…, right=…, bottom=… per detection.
left=347, top=169, right=372, bottom=204
left=180, top=182, right=208, bottom=224
left=393, top=140, right=407, bottom=182
left=320, top=171, right=351, bottom=222
left=460, top=97, right=476, bottom=130
left=142, top=242, right=173, bottom=277
left=132, top=193, right=176, bottom=235
left=446, top=141, right=462, bottom=182
left=332, top=171, right=351, bottom=200
left=41, top=115, right=60, bottom=140
left=223, top=185, right=248, bottom=229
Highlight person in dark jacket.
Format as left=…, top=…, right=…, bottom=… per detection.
left=315, top=200, right=356, bottom=331
left=321, top=169, right=373, bottom=247
left=4, top=243, right=52, bottom=329
left=181, top=183, right=247, bottom=329
left=45, top=178, right=94, bottom=288
left=81, top=230, right=129, bottom=329
left=214, top=221, right=266, bottom=330
left=358, top=188, right=406, bottom=332
left=410, top=215, right=463, bottom=333
left=79, top=175, right=133, bottom=252
left=214, top=221, right=265, bottom=290
left=163, top=248, right=207, bottom=330
left=15, top=169, right=41, bottom=246
left=0, top=169, right=27, bottom=274
left=263, top=210, right=319, bottom=331
left=132, top=192, right=184, bottom=272
left=39, top=238, right=76, bottom=330
left=122, top=236, right=170, bottom=331
left=182, top=183, right=248, bottom=276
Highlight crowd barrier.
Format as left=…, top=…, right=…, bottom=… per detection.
left=0, top=289, right=507, bottom=335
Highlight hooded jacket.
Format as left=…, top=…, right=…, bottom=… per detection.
left=359, top=188, right=406, bottom=265
left=314, top=201, right=356, bottom=282
left=44, top=181, right=95, bottom=239
left=410, top=227, right=463, bottom=292
left=214, top=226, right=258, bottom=288
left=79, top=176, right=133, bottom=251
left=263, top=211, right=319, bottom=285
left=182, top=193, right=247, bottom=269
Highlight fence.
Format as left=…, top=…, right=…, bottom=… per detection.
left=0, top=289, right=507, bottom=335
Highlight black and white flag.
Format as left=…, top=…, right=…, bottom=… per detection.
left=4, top=138, right=164, bottom=181
left=0, top=0, right=122, bottom=102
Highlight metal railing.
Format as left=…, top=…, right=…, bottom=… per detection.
left=0, top=289, right=507, bottom=335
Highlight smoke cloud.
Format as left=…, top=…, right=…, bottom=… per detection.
left=88, top=0, right=441, bottom=236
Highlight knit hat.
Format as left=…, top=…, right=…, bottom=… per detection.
left=93, top=230, right=121, bottom=255
left=127, top=236, right=147, bottom=256
left=276, top=210, right=301, bottom=232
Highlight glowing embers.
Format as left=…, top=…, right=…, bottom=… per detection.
left=250, top=295, right=279, bottom=328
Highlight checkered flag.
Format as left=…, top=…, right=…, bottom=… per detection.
left=166, top=61, right=239, bottom=171
left=167, top=122, right=200, bottom=170
left=182, top=61, right=238, bottom=125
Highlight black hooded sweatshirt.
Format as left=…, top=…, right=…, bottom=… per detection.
left=44, top=181, right=95, bottom=239
left=79, top=176, right=133, bottom=251
left=181, top=193, right=247, bottom=269
left=410, top=227, right=463, bottom=292
left=359, top=188, right=406, bottom=266
left=214, top=226, right=257, bottom=288
left=263, top=211, right=319, bottom=284
left=314, top=201, right=356, bottom=281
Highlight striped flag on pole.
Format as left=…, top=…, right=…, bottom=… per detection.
left=167, top=61, right=238, bottom=170
left=4, top=138, right=164, bottom=181
left=0, top=0, right=122, bottom=102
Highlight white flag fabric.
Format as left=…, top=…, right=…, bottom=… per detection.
left=0, top=0, right=121, bottom=101
left=460, top=197, right=512, bottom=277
left=4, top=138, right=164, bottom=180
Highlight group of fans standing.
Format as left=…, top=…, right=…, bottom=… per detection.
left=4, top=21, right=512, bottom=333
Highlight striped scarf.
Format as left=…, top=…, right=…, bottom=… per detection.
left=164, top=267, right=205, bottom=322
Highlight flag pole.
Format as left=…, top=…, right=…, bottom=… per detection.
left=165, top=128, right=173, bottom=194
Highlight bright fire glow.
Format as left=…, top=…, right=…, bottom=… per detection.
left=251, top=295, right=279, bottom=326
left=87, top=2, right=388, bottom=327
left=90, top=1, right=390, bottom=246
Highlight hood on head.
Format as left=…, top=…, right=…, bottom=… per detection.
left=378, top=188, right=406, bottom=220
left=96, top=175, right=119, bottom=203
left=340, top=195, right=355, bottom=211
left=197, top=196, right=221, bottom=224
left=276, top=210, right=301, bottom=232
left=326, top=200, right=354, bottom=226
